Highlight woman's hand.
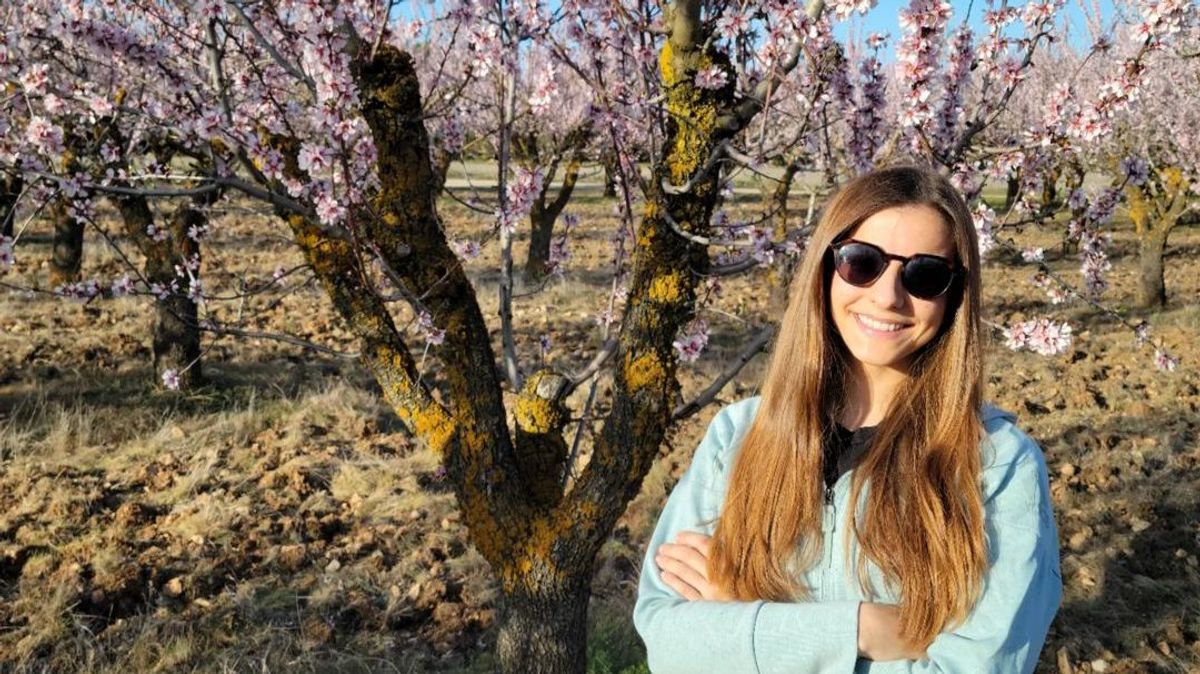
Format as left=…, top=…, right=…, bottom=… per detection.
left=654, top=531, right=732, bottom=601
left=858, top=603, right=928, bottom=661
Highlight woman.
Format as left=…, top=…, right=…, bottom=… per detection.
left=634, top=165, right=1062, bottom=673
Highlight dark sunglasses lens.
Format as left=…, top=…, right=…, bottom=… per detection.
left=835, top=244, right=885, bottom=285
left=902, top=257, right=954, bottom=299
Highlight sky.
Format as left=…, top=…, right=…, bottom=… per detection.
left=833, top=0, right=1122, bottom=62
left=392, top=0, right=1125, bottom=62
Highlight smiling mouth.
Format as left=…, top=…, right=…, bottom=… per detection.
left=853, top=313, right=910, bottom=333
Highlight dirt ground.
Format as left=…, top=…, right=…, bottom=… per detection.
left=0, top=188, right=1198, bottom=673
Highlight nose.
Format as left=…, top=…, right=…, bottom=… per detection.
left=869, top=261, right=906, bottom=309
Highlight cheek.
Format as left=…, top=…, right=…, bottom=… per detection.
left=827, top=277, right=855, bottom=327
left=917, top=299, right=948, bottom=338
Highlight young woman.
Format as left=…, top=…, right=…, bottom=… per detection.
left=634, top=165, right=1062, bottom=673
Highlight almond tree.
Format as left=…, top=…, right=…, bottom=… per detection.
left=1, top=1, right=1192, bottom=671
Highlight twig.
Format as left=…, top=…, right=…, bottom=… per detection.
left=672, top=325, right=773, bottom=421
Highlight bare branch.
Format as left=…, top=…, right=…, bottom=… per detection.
left=672, top=324, right=773, bottom=421
left=497, top=65, right=523, bottom=392
left=719, top=0, right=827, bottom=133
left=566, top=338, right=618, bottom=389
left=201, top=323, right=360, bottom=359
left=224, top=0, right=317, bottom=96
left=662, top=206, right=755, bottom=247
left=660, top=140, right=728, bottom=194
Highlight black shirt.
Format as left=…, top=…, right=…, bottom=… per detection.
left=823, top=423, right=877, bottom=492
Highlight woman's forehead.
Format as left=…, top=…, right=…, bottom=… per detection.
left=850, top=205, right=956, bottom=258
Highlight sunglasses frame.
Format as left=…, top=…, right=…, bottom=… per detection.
left=828, top=239, right=964, bottom=300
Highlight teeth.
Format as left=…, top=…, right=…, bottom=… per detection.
left=856, top=313, right=905, bottom=332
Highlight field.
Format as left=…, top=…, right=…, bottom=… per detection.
left=1, top=178, right=1198, bottom=673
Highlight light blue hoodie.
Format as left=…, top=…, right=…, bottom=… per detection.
left=634, top=397, right=1062, bottom=674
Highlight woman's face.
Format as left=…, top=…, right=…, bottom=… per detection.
left=829, top=204, right=956, bottom=376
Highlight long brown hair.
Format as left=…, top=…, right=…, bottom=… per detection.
left=707, top=165, right=987, bottom=650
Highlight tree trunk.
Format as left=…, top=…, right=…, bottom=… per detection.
left=496, top=580, right=590, bottom=674
left=767, top=162, right=801, bottom=315
left=112, top=167, right=204, bottom=390
left=602, top=152, right=618, bottom=198
left=1136, top=231, right=1167, bottom=309
left=525, top=205, right=556, bottom=280
left=1, top=173, right=20, bottom=238
left=152, top=206, right=204, bottom=389
left=49, top=197, right=85, bottom=286
left=431, top=145, right=453, bottom=196
left=1004, top=174, right=1019, bottom=213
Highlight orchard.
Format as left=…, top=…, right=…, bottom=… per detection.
left=1, top=1, right=1198, bottom=673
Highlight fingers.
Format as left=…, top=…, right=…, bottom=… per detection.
left=673, top=531, right=712, bottom=556
left=659, top=569, right=702, bottom=601
left=659, top=541, right=709, bottom=572
left=655, top=531, right=720, bottom=601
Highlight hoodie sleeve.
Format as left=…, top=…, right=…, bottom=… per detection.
left=633, top=400, right=862, bottom=674
left=858, top=424, right=1064, bottom=674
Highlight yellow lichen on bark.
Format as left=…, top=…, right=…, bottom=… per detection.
left=399, top=402, right=455, bottom=456
left=515, top=395, right=557, bottom=435
left=660, top=42, right=718, bottom=185
left=647, top=272, right=685, bottom=304
left=624, top=351, right=666, bottom=393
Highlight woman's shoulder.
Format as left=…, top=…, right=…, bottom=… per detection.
left=696, top=396, right=762, bottom=475
left=979, top=403, right=1043, bottom=470
left=979, top=404, right=1053, bottom=515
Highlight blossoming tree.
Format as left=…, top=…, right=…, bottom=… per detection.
left=0, top=0, right=1195, bottom=671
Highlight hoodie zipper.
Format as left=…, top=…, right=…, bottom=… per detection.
left=822, top=482, right=836, bottom=569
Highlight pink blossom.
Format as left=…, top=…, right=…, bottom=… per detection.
left=162, top=369, right=181, bottom=390
left=26, top=116, right=64, bottom=155
left=715, top=11, right=751, bottom=41
left=1031, top=273, right=1069, bottom=305
left=111, top=274, right=135, bottom=297
left=450, top=239, right=481, bottom=260
left=1119, top=156, right=1150, bottom=186
left=54, top=279, right=101, bottom=302
left=314, top=190, right=345, bottom=227
left=146, top=223, right=170, bottom=243
left=1079, top=231, right=1112, bottom=296
left=972, top=204, right=996, bottom=259
left=298, top=143, right=335, bottom=176
left=694, top=66, right=727, bottom=91
left=528, top=61, right=559, bottom=114
left=750, top=227, right=775, bottom=267
left=672, top=320, right=710, bottom=363
left=20, top=64, right=49, bottom=92
left=1153, top=349, right=1179, bottom=372
left=1003, top=318, right=1073, bottom=356
left=830, top=0, right=878, bottom=20
left=417, top=310, right=445, bottom=346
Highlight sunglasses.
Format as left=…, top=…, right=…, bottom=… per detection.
left=829, top=240, right=962, bottom=300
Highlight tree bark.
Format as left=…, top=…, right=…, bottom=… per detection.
left=496, top=580, right=591, bottom=674
left=1004, top=174, right=1019, bottom=213
left=49, top=198, right=85, bottom=286
left=1136, top=231, right=1167, bottom=309
left=525, top=158, right=583, bottom=281
left=767, top=162, right=802, bottom=315
left=601, top=151, right=618, bottom=198
left=1, top=173, right=20, bottom=239
left=269, top=25, right=738, bottom=673
left=1128, top=167, right=1189, bottom=311
left=112, top=168, right=204, bottom=390
left=151, top=206, right=204, bottom=388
